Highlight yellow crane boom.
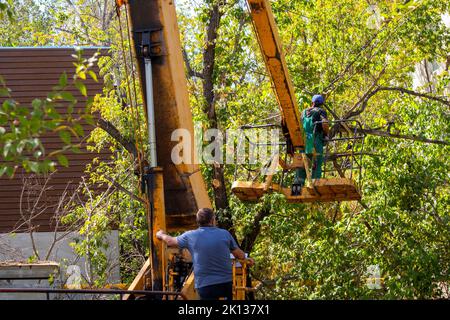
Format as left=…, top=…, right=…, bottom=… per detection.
left=247, top=0, right=304, bottom=149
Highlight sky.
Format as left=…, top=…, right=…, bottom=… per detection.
left=442, top=13, right=450, bottom=28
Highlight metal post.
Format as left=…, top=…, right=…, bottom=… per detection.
left=145, top=58, right=157, bottom=168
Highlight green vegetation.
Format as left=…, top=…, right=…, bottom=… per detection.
left=0, top=0, right=448, bottom=298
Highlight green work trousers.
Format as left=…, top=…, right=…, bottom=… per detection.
left=294, top=134, right=325, bottom=186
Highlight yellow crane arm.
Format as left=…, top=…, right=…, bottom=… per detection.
left=246, top=0, right=304, bottom=149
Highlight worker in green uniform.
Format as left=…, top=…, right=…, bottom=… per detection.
left=291, top=94, right=329, bottom=195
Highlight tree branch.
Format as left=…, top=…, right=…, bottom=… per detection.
left=355, top=127, right=449, bottom=145
left=377, top=86, right=450, bottom=106
left=345, top=86, right=450, bottom=119
left=103, top=175, right=145, bottom=204
left=96, top=118, right=138, bottom=158
left=200, top=3, right=232, bottom=232
left=323, top=18, right=392, bottom=93
left=240, top=206, right=272, bottom=253
left=202, top=2, right=221, bottom=124
left=182, top=49, right=204, bottom=79
left=343, top=66, right=387, bottom=119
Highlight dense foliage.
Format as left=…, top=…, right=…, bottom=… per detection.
left=0, top=0, right=448, bottom=298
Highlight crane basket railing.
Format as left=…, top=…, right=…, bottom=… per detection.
left=232, top=119, right=366, bottom=192
left=322, top=119, right=366, bottom=190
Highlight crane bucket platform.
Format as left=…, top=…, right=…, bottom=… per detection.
left=231, top=178, right=361, bottom=203
left=231, top=119, right=365, bottom=203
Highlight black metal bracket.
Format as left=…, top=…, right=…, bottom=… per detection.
left=141, top=167, right=155, bottom=196
left=134, top=28, right=165, bottom=58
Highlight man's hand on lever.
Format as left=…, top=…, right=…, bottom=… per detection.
left=246, top=257, right=255, bottom=267
left=232, top=247, right=255, bottom=267
left=156, top=229, right=165, bottom=240
left=156, top=229, right=178, bottom=247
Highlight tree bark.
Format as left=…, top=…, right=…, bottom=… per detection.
left=202, top=3, right=221, bottom=127
left=200, top=3, right=234, bottom=233
left=240, top=206, right=271, bottom=253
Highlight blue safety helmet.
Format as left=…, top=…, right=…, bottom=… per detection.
left=312, top=94, right=325, bottom=105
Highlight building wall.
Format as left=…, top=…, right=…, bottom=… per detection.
left=0, top=48, right=120, bottom=290
left=0, top=230, right=120, bottom=299
left=0, top=47, right=111, bottom=233
left=0, top=230, right=120, bottom=281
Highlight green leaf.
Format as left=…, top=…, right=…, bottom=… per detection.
left=57, top=154, right=69, bottom=167
left=75, top=81, right=87, bottom=97
left=71, top=146, right=82, bottom=153
left=78, top=71, right=86, bottom=80
left=59, top=130, right=71, bottom=144
left=16, top=140, right=26, bottom=154
left=3, top=141, right=12, bottom=158
left=73, top=123, right=85, bottom=137
left=61, top=92, right=75, bottom=102
left=59, top=72, right=68, bottom=88
left=0, top=87, right=10, bottom=97
left=27, top=161, right=40, bottom=173
left=31, top=99, right=43, bottom=112
left=3, top=99, right=15, bottom=111
left=46, top=105, right=61, bottom=120
left=85, top=96, right=94, bottom=109
left=67, top=103, right=74, bottom=115
left=84, top=114, right=95, bottom=125
left=5, top=166, right=14, bottom=177
left=88, top=70, right=98, bottom=82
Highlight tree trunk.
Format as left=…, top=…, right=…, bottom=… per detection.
left=201, top=2, right=234, bottom=234
left=240, top=206, right=271, bottom=253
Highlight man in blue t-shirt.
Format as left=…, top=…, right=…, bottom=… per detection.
left=156, top=208, right=254, bottom=300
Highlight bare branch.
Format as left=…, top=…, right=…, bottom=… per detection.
left=345, top=86, right=450, bottom=119
left=356, top=127, right=449, bottom=146
left=182, top=49, right=204, bottom=79
left=377, top=86, right=450, bottom=106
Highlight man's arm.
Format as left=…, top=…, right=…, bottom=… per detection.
left=231, top=248, right=255, bottom=266
left=231, top=247, right=245, bottom=260
left=320, top=109, right=330, bottom=135
left=322, top=120, right=330, bottom=135
left=156, top=230, right=178, bottom=247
